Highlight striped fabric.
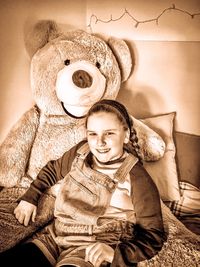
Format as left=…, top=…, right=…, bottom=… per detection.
left=169, top=181, right=200, bottom=216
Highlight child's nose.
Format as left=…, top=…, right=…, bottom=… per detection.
left=97, top=135, right=106, bottom=146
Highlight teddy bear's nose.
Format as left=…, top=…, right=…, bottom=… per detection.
left=72, top=70, right=93, bottom=88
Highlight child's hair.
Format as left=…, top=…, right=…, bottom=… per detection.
left=85, top=99, right=142, bottom=160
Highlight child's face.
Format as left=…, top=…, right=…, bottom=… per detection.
left=86, top=111, right=129, bottom=163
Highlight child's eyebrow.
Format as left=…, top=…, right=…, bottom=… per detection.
left=87, top=129, right=118, bottom=132
left=104, top=129, right=118, bottom=131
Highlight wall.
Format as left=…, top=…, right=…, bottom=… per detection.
left=0, top=0, right=200, bottom=143
left=87, top=0, right=200, bottom=135
left=0, top=0, right=86, bottom=143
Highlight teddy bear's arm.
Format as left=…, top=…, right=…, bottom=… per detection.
left=131, top=116, right=166, bottom=161
left=0, top=106, right=40, bottom=187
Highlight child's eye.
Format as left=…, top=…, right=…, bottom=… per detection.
left=105, top=132, right=114, bottom=136
left=88, top=132, right=97, bottom=136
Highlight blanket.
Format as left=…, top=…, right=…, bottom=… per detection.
left=139, top=202, right=200, bottom=267
left=0, top=188, right=199, bottom=266
left=0, top=187, right=55, bottom=251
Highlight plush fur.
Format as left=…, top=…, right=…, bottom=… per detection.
left=0, top=20, right=165, bottom=251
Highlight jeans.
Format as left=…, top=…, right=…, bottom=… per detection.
left=55, top=220, right=135, bottom=267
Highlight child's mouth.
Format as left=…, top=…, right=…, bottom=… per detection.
left=96, top=148, right=110, bottom=154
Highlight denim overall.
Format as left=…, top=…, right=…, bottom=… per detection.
left=52, top=143, right=138, bottom=266
left=33, top=143, right=139, bottom=267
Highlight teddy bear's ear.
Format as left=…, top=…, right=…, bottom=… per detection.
left=108, top=37, right=132, bottom=82
left=24, top=20, right=60, bottom=58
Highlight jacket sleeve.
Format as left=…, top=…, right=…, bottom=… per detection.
left=112, top=162, right=166, bottom=267
left=20, top=141, right=85, bottom=206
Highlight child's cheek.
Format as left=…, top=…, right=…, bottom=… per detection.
left=88, top=137, right=96, bottom=146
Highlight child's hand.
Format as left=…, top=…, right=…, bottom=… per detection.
left=14, top=200, right=37, bottom=226
left=85, top=242, right=114, bottom=267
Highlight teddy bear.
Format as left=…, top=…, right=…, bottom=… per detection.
left=0, top=20, right=165, bottom=252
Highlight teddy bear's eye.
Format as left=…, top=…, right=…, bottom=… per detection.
left=96, top=62, right=101, bottom=69
left=64, top=59, right=70, bottom=65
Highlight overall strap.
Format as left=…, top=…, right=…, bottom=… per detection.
left=76, top=142, right=90, bottom=157
left=70, top=141, right=89, bottom=169
left=114, top=154, right=138, bottom=183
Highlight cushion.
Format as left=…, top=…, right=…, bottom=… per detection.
left=171, top=181, right=200, bottom=216
left=169, top=181, right=200, bottom=235
left=174, top=132, right=200, bottom=188
left=141, top=113, right=181, bottom=201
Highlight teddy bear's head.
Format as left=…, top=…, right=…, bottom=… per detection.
left=25, top=20, right=132, bottom=117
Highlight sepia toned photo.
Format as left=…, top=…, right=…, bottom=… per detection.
left=0, top=0, right=199, bottom=266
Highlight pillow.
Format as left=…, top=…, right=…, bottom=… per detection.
left=174, top=132, right=200, bottom=188
left=141, top=112, right=181, bottom=201
left=170, top=181, right=200, bottom=235
left=171, top=181, right=200, bottom=216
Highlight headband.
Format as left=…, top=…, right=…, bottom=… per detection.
left=91, top=99, right=133, bottom=132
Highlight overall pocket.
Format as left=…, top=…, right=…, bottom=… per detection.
left=55, top=173, right=107, bottom=225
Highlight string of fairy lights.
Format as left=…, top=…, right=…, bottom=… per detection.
left=87, top=4, right=200, bottom=32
